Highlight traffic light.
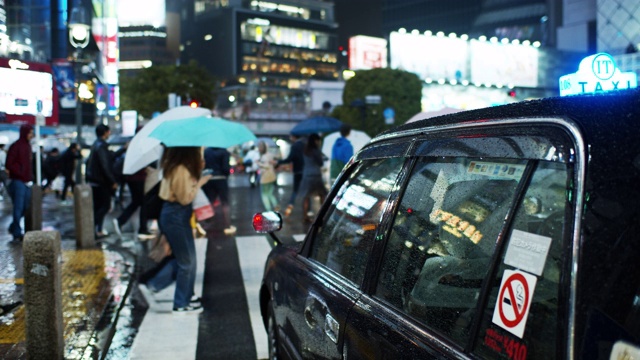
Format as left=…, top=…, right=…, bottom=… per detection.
left=189, top=100, right=199, bottom=108
left=507, top=89, right=516, bottom=98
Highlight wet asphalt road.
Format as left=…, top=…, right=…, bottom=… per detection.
left=0, top=171, right=313, bottom=359
left=106, top=172, right=312, bottom=360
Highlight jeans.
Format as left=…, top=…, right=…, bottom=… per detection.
left=147, top=201, right=197, bottom=308
left=117, top=180, right=148, bottom=233
left=202, top=178, right=230, bottom=228
left=260, top=181, right=278, bottom=211
left=288, top=172, right=303, bottom=206
left=8, top=180, right=32, bottom=238
left=91, top=184, right=112, bottom=233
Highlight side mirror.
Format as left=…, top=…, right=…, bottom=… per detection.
left=253, top=211, right=283, bottom=233
left=253, top=211, right=283, bottom=245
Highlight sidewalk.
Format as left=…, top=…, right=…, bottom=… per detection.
left=0, top=189, right=136, bottom=359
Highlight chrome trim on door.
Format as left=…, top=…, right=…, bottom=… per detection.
left=325, top=313, right=339, bottom=344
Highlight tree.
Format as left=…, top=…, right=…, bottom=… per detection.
left=333, top=68, right=422, bottom=137
left=119, top=60, right=217, bottom=119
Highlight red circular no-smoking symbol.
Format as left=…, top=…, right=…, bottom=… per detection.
left=498, top=273, right=530, bottom=328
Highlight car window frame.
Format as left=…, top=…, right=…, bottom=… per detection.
left=360, top=117, right=587, bottom=359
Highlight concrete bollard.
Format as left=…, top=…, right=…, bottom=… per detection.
left=25, top=185, right=42, bottom=231
left=23, top=231, right=64, bottom=360
left=74, top=184, right=95, bottom=248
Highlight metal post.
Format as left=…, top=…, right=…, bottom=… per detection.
left=23, top=231, right=64, bottom=359
left=74, top=58, right=83, bottom=184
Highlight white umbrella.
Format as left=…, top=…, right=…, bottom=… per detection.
left=322, top=129, right=371, bottom=185
left=322, top=129, right=371, bottom=161
left=123, top=106, right=211, bottom=174
left=406, top=107, right=462, bottom=123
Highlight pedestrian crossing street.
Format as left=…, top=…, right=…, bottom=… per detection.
left=129, top=235, right=298, bottom=360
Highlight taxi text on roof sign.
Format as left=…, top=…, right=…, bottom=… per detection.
left=558, top=53, right=638, bottom=96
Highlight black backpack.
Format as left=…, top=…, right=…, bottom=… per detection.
left=112, top=153, right=125, bottom=183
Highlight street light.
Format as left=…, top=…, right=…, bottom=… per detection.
left=68, top=3, right=91, bottom=183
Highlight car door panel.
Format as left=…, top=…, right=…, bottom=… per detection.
left=266, top=239, right=359, bottom=360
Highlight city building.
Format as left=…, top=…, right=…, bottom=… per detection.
left=117, top=0, right=177, bottom=79
left=556, top=0, right=640, bottom=77
left=179, top=0, right=339, bottom=136
left=0, top=0, right=116, bottom=131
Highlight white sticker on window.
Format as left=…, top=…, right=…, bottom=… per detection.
left=504, top=229, right=552, bottom=276
left=610, top=341, right=640, bottom=360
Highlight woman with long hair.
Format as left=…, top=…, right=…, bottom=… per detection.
left=141, top=146, right=211, bottom=314
left=297, top=133, right=328, bottom=222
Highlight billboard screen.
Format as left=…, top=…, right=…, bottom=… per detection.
left=469, top=40, right=538, bottom=87
left=390, top=31, right=540, bottom=88
left=349, top=35, right=387, bottom=70
left=390, top=31, right=468, bottom=81
left=0, top=67, right=53, bottom=117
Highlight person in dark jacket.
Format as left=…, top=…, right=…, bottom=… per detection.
left=85, top=124, right=119, bottom=238
left=42, top=147, right=61, bottom=191
left=298, top=133, right=328, bottom=222
left=58, top=143, right=81, bottom=202
left=5, top=124, right=34, bottom=241
left=330, top=124, right=353, bottom=183
left=277, top=134, right=305, bottom=217
left=202, top=147, right=236, bottom=235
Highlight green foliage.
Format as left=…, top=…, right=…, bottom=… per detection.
left=119, top=60, right=217, bottom=119
left=333, top=68, right=422, bottom=137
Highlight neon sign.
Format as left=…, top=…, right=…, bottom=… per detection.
left=559, top=53, right=637, bottom=96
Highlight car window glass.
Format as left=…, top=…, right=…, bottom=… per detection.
left=310, top=157, right=404, bottom=286
left=474, top=161, right=569, bottom=360
left=375, top=157, right=525, bottom=347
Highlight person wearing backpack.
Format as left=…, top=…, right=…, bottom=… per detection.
left=58, top=143, right=81, bottom=204
left=85, top=124, right=119, bottom=238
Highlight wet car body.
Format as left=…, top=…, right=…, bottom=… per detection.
left=258, top=88, right=640, bottom=359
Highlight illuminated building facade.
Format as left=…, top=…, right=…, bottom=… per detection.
left=117, top=0, right=177, bottom=78
left=180, top=0, right=339, bottom=134
left=1, top=0, right=109, bottom=127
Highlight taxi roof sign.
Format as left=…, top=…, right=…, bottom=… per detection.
left=559, top=53, right=637, bottom=97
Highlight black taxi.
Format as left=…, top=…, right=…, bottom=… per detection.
left=254, top=62, right=640, bottom=359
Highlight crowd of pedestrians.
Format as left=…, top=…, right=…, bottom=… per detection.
left=2, top=118, right=357, bottom=315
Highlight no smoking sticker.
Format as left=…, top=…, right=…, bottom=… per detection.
left=492, top=270, right=537, bottom=338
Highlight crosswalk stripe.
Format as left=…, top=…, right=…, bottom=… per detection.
left=129, top=237, right=208, bottom=359
left=236, top=235, right=273, bottom=360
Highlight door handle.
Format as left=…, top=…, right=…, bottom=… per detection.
left=304, top=305, right=317, bottom=328
left=324, top=313, right=339, bottom=344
